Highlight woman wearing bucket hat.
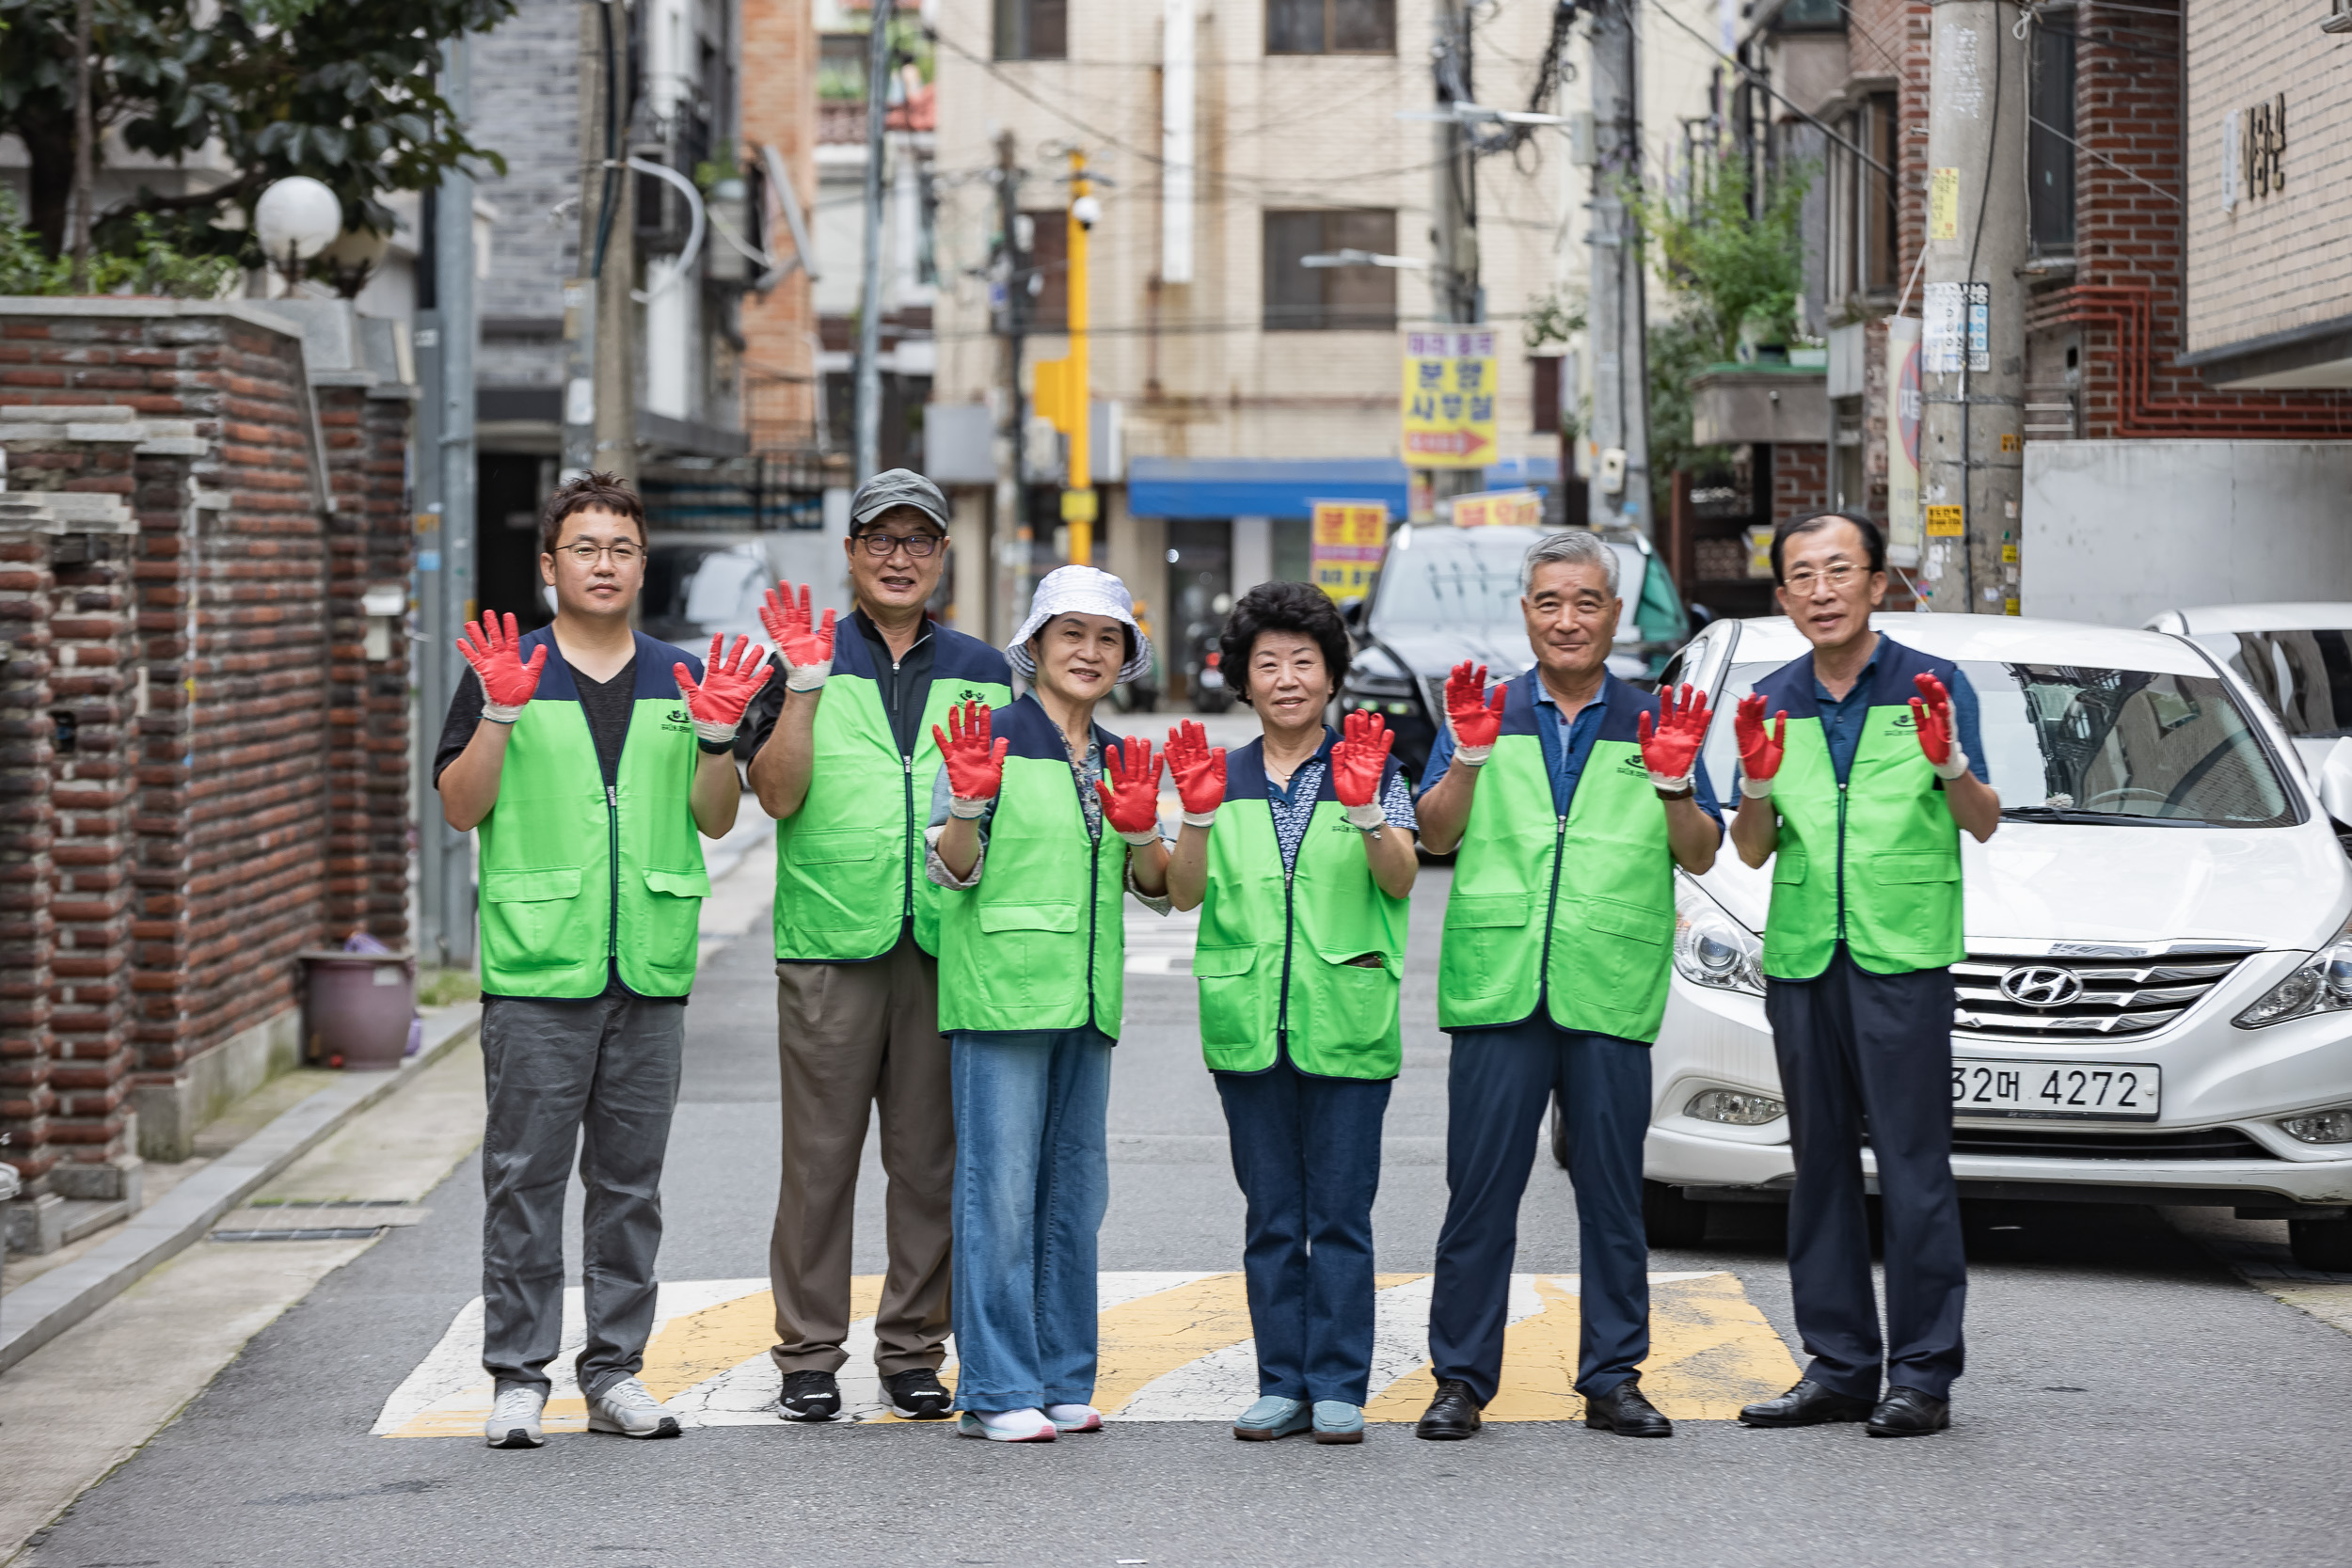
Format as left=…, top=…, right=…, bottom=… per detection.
left=1163, top=581, right=1418, bottom=1448
left=925, top=564, right=1171, bottom=1443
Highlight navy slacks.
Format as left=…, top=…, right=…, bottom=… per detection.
left=1765, top=945, right=1967, bottom=1401
left=1427, top=1016, right=1652, bottom=1403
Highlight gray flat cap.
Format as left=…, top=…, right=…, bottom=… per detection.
left=850, top=468, right=951, bottom=533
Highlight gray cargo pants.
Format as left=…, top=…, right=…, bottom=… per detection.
left=480, top=990, right=685, bottom=1400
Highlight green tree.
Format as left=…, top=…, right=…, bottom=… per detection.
left=0, top=0, right=515, bottom=261
left=1638, top=152, right=1813, bottom=362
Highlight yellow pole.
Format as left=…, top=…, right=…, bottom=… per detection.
left=1062, top=149, right=1095, bottom=565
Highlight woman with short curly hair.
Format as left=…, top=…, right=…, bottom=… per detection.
left=1164, top=579, right=1419, bottom=1447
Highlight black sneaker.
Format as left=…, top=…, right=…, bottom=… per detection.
left=777, top=1369, right=842, bottom=1423
left=883, top=1367, right=954, bottom=1421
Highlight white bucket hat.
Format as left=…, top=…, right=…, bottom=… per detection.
left=1008, top=564, right=1154, bottom=686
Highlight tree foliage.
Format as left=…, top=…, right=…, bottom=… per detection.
left=0, top=189, right=240, bottom=296
left=1638, top=152, right=1814, bottom=363
left=0, top=0, right=516, bottom=261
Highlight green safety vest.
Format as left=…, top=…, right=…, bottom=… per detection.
left=1192, top=736, right=1410, bottom=1079
left=474, top=630, right=709, bottom=998
left=771, top=621, right=1010, bottom=962
left=1750, top=638, right=1967, bottom=979
left=1438, top=673, right=1686, bottom=1042
left=934, top=696, right=1132, bottom=1037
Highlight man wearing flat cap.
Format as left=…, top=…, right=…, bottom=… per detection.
left=744, top=469, right=1011, bottom=1423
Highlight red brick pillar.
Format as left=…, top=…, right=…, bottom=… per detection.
left=0, top=522, right=56, bottom=1242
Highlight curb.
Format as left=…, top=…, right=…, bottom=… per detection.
left=0, top=1002, right=483, bottom=1376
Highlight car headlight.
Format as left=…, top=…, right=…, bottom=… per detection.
left=2233, top=914, right=2352, bottom=1029
left=1685, top=1087, right=1786, bottom=1125
left=1673, top=874, right=1765, bottom=998
left=2278, top=1107, right=2352, bottom=1145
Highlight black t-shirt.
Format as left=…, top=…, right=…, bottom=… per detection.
left=434, top=657, right=683, bottom=1003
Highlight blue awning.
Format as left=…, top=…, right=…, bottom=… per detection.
left=1125, top=455, right=1558, bottom=520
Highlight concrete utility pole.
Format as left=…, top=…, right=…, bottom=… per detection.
left=1920, top=0, right=2026, bottom=614
left=1585, top=0, right=1650, bottom=537
left=564, top=0, right=635, bottom=481
left=853, top=0, right=894, bottom=482
left=1034, top=150, right=1097, bottom=564
left=1426, top=0, right=1484, bottom=510
left=992, top=130, right=1029, bottom=642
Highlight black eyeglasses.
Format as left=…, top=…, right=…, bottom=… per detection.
left=854, top=531, right=944, bottom=558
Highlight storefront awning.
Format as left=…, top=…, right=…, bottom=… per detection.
left=1126, top=455, right=1558, bottom=520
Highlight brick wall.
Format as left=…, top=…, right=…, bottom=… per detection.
left=1772, top=442, right=1832, bottom=526
left=740, top=0, right=820, bottom=454
left=0, top=302, right=414, bottom=1234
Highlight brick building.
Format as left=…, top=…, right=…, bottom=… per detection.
left=0, top=301, right=414, bottom=1256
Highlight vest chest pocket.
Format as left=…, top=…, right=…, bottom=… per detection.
left=480, top=867, right=584, bottom=970
left=1771, top=847, right=1808, bottom=884
left=644, top=867, right=711, bottom=899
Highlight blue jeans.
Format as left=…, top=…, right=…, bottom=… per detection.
left=1216, top=1053, right=1391, bottom=1405
left=1427, top=1018, right=1652, bottom=1402
left=949, top=1027, right=1113, bottom=1412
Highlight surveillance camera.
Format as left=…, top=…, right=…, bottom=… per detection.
left=1072, top=194, right=1103, bottom=230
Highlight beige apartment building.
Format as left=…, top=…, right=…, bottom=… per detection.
left=926, top=0, right=1606, bottom=656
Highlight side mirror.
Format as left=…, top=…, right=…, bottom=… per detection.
left=2321, top=737, right=2352, bottom=826
left=1340, top=596, right=1366, bottom=630
left=1687, top=602, right=1716, bottom=630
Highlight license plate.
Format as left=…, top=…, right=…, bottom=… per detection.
left=1950, top=1058, right=2161, bottom=1121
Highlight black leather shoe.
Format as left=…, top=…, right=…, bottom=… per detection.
left=1739, top=1378, right=1876, bottom=1428
left=1415, top=1379, right=1484, bottom=1440
left=1867, top=1386, right=1950, bottom=1437
left=883, top=1367, right=953, bottom=1420
left=1583, top=1379, right=1673, bottom=1438
left=777, top=1369, right=842, bottom=1422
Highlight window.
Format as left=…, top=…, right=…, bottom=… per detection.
left=1266, top=0, right=1394, bottom=55
left=2028, top=10, right=2076, bottom=252
left=993, top=0, right=1066, bottom=61
left=1020, top=210, right=1068, bottom=332
left=1827, top=93, right=1899, bottom=303
left=1262, top=209, right=1397, bottom=331
left=1531, top=356, right=1564, bottom=434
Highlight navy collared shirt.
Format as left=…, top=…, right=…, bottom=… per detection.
left=1808, top=640, right=1987, bottom=785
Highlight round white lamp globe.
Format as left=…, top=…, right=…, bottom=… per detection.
left=254, top=177, right=344, bottom=268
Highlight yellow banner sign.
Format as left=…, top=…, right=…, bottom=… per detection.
left=1450, top=489, right=1542, bottom=530
left=1402, top=329, right=1498, bottom=468
left=1311, top=500, right=1389, bottom=601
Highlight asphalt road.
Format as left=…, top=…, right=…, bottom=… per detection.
left=22, top=864, right=2352, bottom=1568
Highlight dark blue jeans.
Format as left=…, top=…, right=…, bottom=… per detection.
left=1765, top=948, right=1966, bottom=1401
left=1215, top=1053, right=1392, bottom=1405
left=1428, top=1017, right=1652, bottom=1403
left=948, top=1027, right=1113, bottom=1412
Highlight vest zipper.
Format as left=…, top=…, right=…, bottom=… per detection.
left=1534, top=810, right=1570, bottom=1018
left=1085, top=829, right=1103, bottom=1030
left=1835, top=780, right=1850, bottom=945
left=1275, top=853, right=1298, bottom=1046
left=900, top=752, right=915, bottom=926
left=605, top=782, right=621, bottom=964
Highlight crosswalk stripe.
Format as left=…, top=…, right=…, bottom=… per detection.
left=374, top=1271, right=1797, bottom=1435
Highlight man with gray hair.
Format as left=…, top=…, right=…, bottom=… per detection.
left=1409, top=528, right=1724, bottom=1443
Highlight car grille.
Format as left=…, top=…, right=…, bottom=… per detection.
left=1951, top=947, right=2258, bottom=1039
left=1945, top=1125, right=2277, bottom=1162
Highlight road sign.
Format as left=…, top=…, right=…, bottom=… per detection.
left=1403, top=329, right=1497, bottom=468
left=1311, top=499, right=1388, bottom=601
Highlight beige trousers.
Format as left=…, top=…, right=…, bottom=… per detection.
left=767, top=930, right=954, bottom=1378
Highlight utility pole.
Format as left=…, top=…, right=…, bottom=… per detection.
left=1425, top=0, right=1483, bottom=513
left=1035, top=150, right=1097, bottom=565
left=854, top=0, right=894, bottom=482
left=1920, top=0, right=2026, bottom=614
left=1585, top=0, right=1650, bottom=537
left=565, top=0, right=634, bottom=481
left=991, top=131, right=1029, bottom=642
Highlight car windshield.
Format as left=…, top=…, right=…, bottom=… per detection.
left=2188, top=628, right=2352, bottom=740
left=1369, top=539, right=1526, bottom=630
left=1700, top=657, right=2296, bottom=828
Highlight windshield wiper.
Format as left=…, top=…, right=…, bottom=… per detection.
left=2000, top=805, right=2207, bottom=828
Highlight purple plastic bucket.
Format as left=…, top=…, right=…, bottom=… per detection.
left=300, top=951, right=417, bottom=1070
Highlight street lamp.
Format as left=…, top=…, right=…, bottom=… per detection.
left=253, top=177, right=342, bottom=290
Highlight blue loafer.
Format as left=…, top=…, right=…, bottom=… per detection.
left=1311, top=1401, right=1365, bottom=1445
left=1232, top=1395, right=1311, bottom=1441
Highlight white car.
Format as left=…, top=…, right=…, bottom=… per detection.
left=1629, top=613, right=2352, bottom=1270
left=2143, top=602, right=2352, bottom=774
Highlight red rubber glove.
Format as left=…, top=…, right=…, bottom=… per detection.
left=933, top=699, right=1007, bottom=814
left=1733, top=692, right=1788, bottom=800
left=674, top=634, right=775, bottom=745
left=1165, top=720, right=1227, bottom=823
left=758, top=580, right=838, bottom=692
left=1097, top=736, right=1164, bottom=845
left=1910, top=672, right=1971, bottom=780
left=1444, top=659, right=1506, bottom=762
left=1637, top=682, right=1712, bottom=792
left=456, top=610, right=548, bottom=723
left=1332, top=709, right=1395, bottom=828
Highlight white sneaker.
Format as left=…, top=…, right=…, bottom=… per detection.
left=586, top=1376, right=681, bottom=1439
left=485, top=1386, right=546, bottom=1449
left=955, top=1407, right=1057, bottom=1442
left=1046, top=1402, right=1103, bottom=1433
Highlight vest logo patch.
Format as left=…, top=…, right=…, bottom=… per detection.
left=664, top=708, right=695, bottom=734
left=1617, top=752, right=1649, bottom=776
left=1890, top=710, right=1918, bottom=730
left=956, top=686, right=989, bottom=705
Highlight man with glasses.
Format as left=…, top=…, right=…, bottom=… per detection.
left=1728, top=512, right=1999, bottom=1439
left=437, top=472, right=772, bottom=1449
left=743, top=469, right=1010, bottom=1422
